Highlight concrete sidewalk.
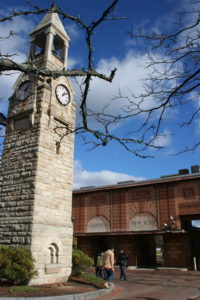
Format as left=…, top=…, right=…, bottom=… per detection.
left=94, top=269, right=200, bottom=300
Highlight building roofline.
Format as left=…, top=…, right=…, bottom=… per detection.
left=73, top=172, right=200, bottom=194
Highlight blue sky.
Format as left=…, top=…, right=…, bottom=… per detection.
left=0, top=0, right=200, bottom=189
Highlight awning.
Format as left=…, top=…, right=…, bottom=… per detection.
left=74, top=229, right=186, bottom=237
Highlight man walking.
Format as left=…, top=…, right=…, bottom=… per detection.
left=117, top=250, right=128, bottom=280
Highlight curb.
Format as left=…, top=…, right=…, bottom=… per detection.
left=187, top=295, right=200, bottom=300
left=0, top=284, right=115, bottom=300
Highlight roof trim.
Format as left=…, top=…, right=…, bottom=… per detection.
left=73, top=173, right=200, bottom=194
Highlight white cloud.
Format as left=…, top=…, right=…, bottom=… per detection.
left=68, top=57, right=80, bottom=69
left=0, top=15, right=34, bottom=57
left=73, top=160, right=145, bottom=189
left=88, top=51, right=147, bottom=114
left=150, top=129, right=172, bottom=148
left=74, top=51, right=149, bottom=132
left=74, top=50, right=180, bottom=119
left=0, top=15, right=35, bottom=105
left=73, top=51, right=176, bottom=149
left=66, top=23, right=80, bottom=41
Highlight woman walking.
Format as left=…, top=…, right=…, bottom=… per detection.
left=102, top=246, right=115, bottom=288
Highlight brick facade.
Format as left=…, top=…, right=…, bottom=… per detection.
left=73, top=172, right=200, bottom=269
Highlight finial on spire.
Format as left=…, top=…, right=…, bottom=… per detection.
left=51, top=0, right=57, bottom=11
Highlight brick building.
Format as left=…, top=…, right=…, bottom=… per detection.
left=72, top=165, right=200, bottom=270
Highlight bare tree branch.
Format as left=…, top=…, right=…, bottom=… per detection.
left=0, top=58, right=117, bottom=81
left=123, top=0, right=200, bottom=154
left=0, top=1, right=160, bottom=158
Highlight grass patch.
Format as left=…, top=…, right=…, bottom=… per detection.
left=79, top=273, right=105, bottom=284
left=9, top=286, right=40, bottom=293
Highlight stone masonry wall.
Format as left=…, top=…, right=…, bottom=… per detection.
left=29, top=81, right=75, bottom=284
left=0, top=77, right=76, bottom=284
left=0, top=92, right=40, bottom=246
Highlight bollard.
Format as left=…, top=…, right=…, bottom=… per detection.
left=193, top=257, right=197, bottom=271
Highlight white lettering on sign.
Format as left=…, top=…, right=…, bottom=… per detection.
left=87, top=216, right=110, bottom=233
left=129, top=213, right=158, bottom=231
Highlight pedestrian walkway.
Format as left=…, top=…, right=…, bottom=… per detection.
left=1, top=269, right=200, bottom=300
left=94, top=269, right=200, bottom=300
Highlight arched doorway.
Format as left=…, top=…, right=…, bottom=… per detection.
left=129, top=213, right=158, bottom=268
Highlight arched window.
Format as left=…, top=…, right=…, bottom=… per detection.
left=33, top=33, right=46, bottom=56
left=48, top=243, right=59, bottom=264
left=48, top=245, right=54, bottom=263
left=52, top=34, right=65, bottom=62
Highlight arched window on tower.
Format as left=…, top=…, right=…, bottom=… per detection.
left=33, top=33, right=46, bottom=56
left=52, top=34, right=65, bottom=62
left=48, top=245, right=54, bottom=264
left=48, top=243, right=59, bottom=264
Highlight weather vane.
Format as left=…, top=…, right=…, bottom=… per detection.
left=51, top=0, right=56, bottom=7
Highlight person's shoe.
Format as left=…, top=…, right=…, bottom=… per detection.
left=104, top=282, right=109, bottom=288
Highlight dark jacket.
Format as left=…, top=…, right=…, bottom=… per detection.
left=117, top=253, right=128, bottom=267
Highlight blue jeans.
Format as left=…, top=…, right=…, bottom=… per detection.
left=104, top=268, right=114, bottom=282
left=119, top=265, right=127, bottom=280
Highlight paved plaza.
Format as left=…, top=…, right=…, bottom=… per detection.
left=94, top=269, right=200, bottom=300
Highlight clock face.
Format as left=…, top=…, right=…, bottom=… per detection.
left=16, top=80, right=32, bottom=101
left=55, top=84, right=70, bottom=106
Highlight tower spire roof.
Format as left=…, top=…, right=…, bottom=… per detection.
left=30, top=7, right=69, bottom=40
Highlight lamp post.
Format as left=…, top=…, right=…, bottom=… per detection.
left=163, top=215, right=176, bottom=230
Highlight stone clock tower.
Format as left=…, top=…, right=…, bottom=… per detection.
left=0, top=8, right=76, bottom=284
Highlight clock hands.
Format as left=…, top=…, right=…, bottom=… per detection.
left=55, top=84, right=70, bottom=105
left=24, top=86, right=29, bottom=92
